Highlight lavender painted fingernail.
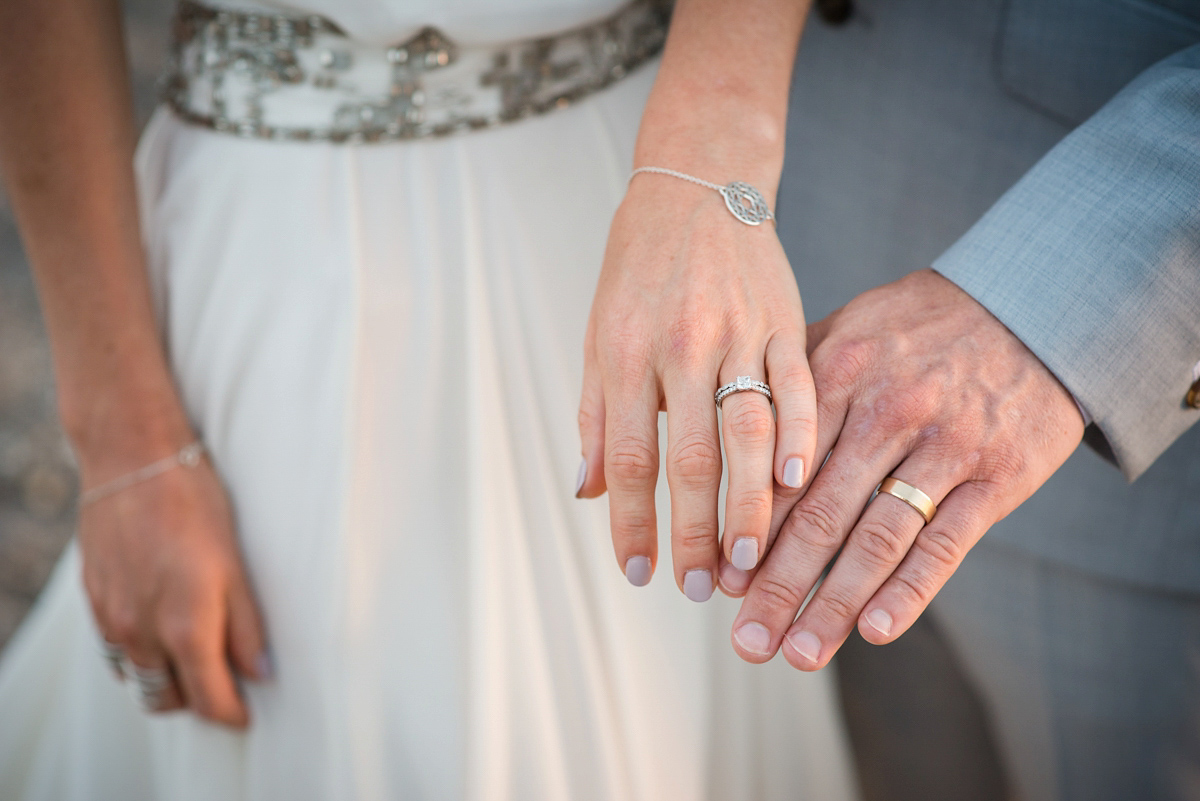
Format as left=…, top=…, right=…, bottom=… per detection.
left=574, top=457, right=587, bottom=497
left=783, top=457, right=805, bottom=489
left=731, top=538, right=759, bottom=571
left=684, top=569, right=713, bottom=603
left=625, top=556, right=652, bottom=587
left=256, top=651, right=274, bottom=680
left=734, top=622, right=772, bottom=656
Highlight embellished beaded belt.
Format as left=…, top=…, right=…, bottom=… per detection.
left=162, top=0, right=671, bottom=143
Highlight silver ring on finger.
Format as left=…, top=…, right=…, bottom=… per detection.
left=99, top=639, right=127, bottom=679
left=131, top=663, right=175, bottom=711
left=715, top=375, right=772, bottom=409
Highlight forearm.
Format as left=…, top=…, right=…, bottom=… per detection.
left=635, top=0, right=811, bottom=199
left=0, top=0, right=193, bottom=477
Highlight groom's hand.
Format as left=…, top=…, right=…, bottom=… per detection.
left=728, top=269, right=1085, bottom=670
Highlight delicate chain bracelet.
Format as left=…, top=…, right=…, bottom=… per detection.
left=79, top=441, right=206, bottom=507
left=629, top=167, right=776, bottom=226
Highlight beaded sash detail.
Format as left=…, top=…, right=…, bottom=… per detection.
left=162, top=0, right=671, bottom=143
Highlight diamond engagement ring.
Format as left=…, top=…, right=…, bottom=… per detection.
left=715, top=376, right=772, bottom=408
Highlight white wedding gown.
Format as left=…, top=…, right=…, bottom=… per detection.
left=0, top=2, right=859, bottom=798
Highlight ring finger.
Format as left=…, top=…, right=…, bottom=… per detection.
left=717, top=360, right=776, bottom=575
left=781, top=458, right=960, bottom=671
left=123, top=650, right=185, bottom=713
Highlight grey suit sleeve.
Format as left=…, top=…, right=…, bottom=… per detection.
left=932, top=44, right=1200, bottom=482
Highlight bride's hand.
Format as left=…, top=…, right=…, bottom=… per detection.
left=78, top=444, right=271, bottom=728
left=576, top=176, right=817, bottom=601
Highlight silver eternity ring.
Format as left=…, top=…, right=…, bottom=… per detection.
left=132, top=664, right=175, bottom=710
left=715, top=376, right=772, bottom=408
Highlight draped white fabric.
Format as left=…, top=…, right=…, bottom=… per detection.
left=0, top=6, right=859, bottom=797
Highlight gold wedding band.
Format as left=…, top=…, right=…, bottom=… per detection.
left=877, top=477, right=936, bottom=524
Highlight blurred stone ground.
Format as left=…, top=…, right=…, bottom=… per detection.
left=0, top=0, right=172, bottom=652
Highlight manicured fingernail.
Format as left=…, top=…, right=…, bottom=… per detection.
left=719, top=562, right=751, bottom=594
left=865, top=608, right=893, bottom=637
left=684, top=569, right=713, bottom=603
left=783, top=457, right=805, bottom=489
left=256, top=651, right=274, bottom=680
left=730, top=537, right=759, bottom=571
left=574, top=457, right=587, bottom=497
left=734, top=622, right=772, bottom=655
left=624, top=556, right=652, bottom=587
left=786, top=631, right=822, bottom=664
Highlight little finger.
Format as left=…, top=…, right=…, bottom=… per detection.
left=576, top=349, right=607, bottom=499
left=226, top=569, right=273, bottom=682
left=603, top=372, right=662, bottom=586
left=765, top=330, right=817, bottom=493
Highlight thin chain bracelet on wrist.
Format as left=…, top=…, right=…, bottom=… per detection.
left=628, top=166, right=776, bottom=226
left=79, top=441, right=206, bottom=507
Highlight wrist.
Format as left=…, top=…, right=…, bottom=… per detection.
left=59, top=377, right=198, bottom=487
left=634, top=83, right=785, bottom=201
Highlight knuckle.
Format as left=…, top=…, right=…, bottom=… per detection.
left=597, top=341, right=652, bottom=381
left=769, top=355, right=813, bottom=390
left=779, top=410, right=817, bottom=440
left=611, top=511, right=656, bottom=541
left=751, top=574, right=806, bottom=613
left=981, top=443, right=1026, bottom=482
left=577, top=403, right=602, bottom=436
left=814, top=588, right=861, bottom=624
left=667, top=438, right=722, bottom=485
left=673, top=521, right=719, bottom=551
left=664, top=316, right=715, bottom=363
left=731, top=490, right=773, bottom=524
left=787, top=497, right=845, bottom=552
left=725, top=403, right=774, bottom=443
left=915, top=526, right=963, bottom=571
left=816, top=339, right=877, bottom=386
left=870, top=388, right=931, bottom=431
left=855, top=521, right=910, bottom=565
left=606, top=439, right=658, bottom=485
left=891, top=570, right=937, bottom=607
left=665, top=311, right=705, bottom=344
left=159, top=615, right=205, bottom=660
